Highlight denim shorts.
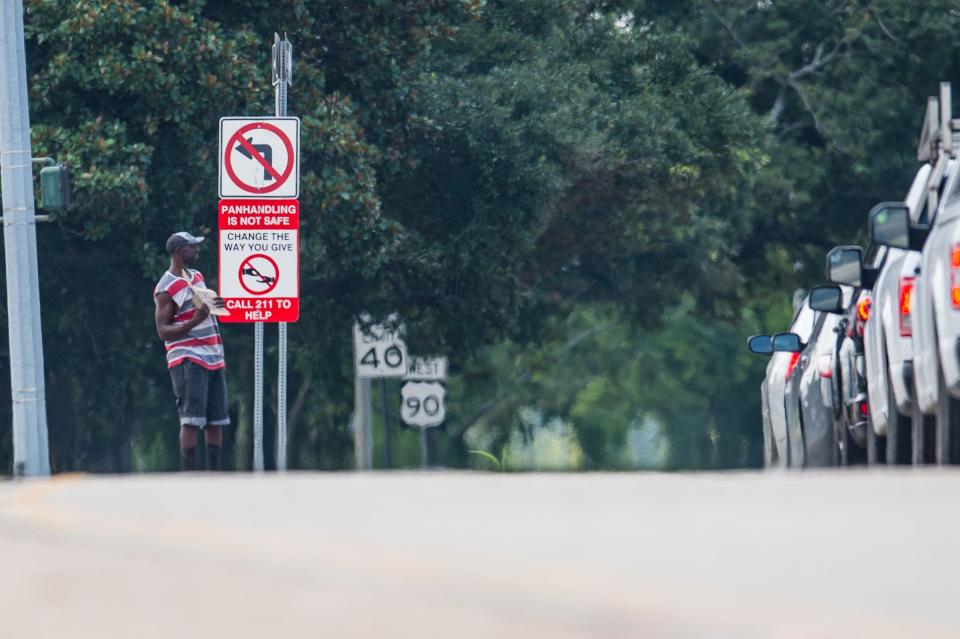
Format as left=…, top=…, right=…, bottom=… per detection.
left=169, top=360, right=230, bottom=428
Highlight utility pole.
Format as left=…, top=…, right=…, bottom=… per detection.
left=0, top=0, right=51, bottom=477
left=273, top=33, right=292, bottom=472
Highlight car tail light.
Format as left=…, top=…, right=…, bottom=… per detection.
left=785, top=352, right=801, bottom=381
left=899, top=276, right=915, bottom=336
left=859, top=400, right=869, bottom=417
left=952, top=245, right=960, bottom=308
left=818, top=353, right=832, bottom=378
left=855, top=295, right=871, bottom=337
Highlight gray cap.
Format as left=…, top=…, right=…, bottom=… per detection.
left=166, top=231, right=205, bottom=254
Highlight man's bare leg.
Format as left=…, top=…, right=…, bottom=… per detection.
left=180, top=425, right=199, bottom=471
left=205, top=425, right=222, bottom=471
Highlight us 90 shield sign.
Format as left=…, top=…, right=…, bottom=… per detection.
left=218, top=199, right=299, bottom=322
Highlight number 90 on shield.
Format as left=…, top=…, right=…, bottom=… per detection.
left=405, top=395, right=441, bottom=417
left=400, top=381, right=446, bottom=428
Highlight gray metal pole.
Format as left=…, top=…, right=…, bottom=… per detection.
left=354, top=375, right=373, bottom=469
left=277, top=324, right=287, bottom=471
left=419, top=427, right=428, bottom=469
left=0, top=0, right=50, bottom=477
left=253, top=321, right=264, bottom=471
left=274, top=33, right=291, bottom=472
left=380, top=378, right=391, bottom=468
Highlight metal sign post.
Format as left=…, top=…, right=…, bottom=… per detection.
left=353, top=367, right=373, bottom=470
left=273, top=33, right=293, bottom=471
left=380, top=378, right=392, bottom=468
left=253, top=323, right=264, bottom=471
left=353, top=317, right=407, bottom=469
left=218, top=33, right=297, bottom=472
left=420, top=428, right=428, bottom=470
left=0, top=0, right=51, bottom=477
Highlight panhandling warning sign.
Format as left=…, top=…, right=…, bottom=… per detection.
left=218, top=199, right=299, bottom=323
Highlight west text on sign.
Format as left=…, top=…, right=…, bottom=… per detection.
left=219, top=199, right=299, bottom=323
left=405, top=356, right=448, bottom=381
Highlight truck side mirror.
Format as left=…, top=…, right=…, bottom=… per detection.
left=826, top=246, right=863, bottom=287
left=869, top=202, right=912, bottom=249
left=809, top=285, right=844, bottom=313
left=747, top=334, right=773, bottom=355
left=772, top=332, right=804, bottom=353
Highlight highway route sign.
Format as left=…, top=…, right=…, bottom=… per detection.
left=219, top=117, right=300, bottom=198
left=218, top=199, right=299, bottom=322
left=401, top=381, right=446, bottom=428
left=354, top=320, right=408, bottom=378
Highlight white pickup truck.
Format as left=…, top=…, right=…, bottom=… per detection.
left=825, top=166, right=932, bottom=465
left=863, top=164, right=931, bottom=464
left=871, top=82, right=960, bottom=464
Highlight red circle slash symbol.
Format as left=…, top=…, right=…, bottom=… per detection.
left=224, top=122, right=295, bottom=194
left=239, top=254, right=280, bottom=295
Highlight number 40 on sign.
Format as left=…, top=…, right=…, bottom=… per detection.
left=354, top=321, right=408, bottom=379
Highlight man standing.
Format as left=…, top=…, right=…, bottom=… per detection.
left=154, top=232, right=229, bottom=471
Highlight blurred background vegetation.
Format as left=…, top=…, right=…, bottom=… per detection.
left=1, top=0, right=958, bottom=472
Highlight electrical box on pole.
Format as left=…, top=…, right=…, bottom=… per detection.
left=39, top=163, right=70, bottom=212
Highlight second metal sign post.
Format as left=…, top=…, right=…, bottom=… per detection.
left=216, top=33, right=298, bottom=472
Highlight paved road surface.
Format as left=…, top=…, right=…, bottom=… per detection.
left=0, top=470, right=957, bottom=638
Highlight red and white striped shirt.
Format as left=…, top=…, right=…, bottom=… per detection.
left=154, top=269, right=225, bottom=370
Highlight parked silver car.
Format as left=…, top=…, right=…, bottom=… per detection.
left=749, top=296, right=821, bottom=468
left=800, top=286, right=858, bottom=466
left=839, top=289, right=872, bottom=464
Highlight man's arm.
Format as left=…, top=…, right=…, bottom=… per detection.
left=155, top=291, right=211, bottom=341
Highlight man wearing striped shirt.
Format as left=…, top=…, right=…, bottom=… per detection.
left=154, top=231, right=229, bottom=471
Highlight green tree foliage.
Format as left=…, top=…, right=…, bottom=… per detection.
left=643, top=0, right=960, bottom=289
left=396, top=1, right=767, bottom=342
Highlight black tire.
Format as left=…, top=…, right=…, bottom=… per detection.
left=847, top=430, right=867, bottom=465
left=794, top=399, right=806, bottom=468
left=935, top=361, right=960, bottom=464
left=910, top=379, right=936, bottom=465
left=838, top=414, right=852, bottom=465
left=886, top=373, right=912, bottom=465
left=866, top=412, right=887, bottom=466
left=843, top=406, right=868, bottom=466
left=780, top=418, right=790, bottom=468
left=831, top=416, right=841, bottom=466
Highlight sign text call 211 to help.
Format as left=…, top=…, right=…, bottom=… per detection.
left=218, top=199, right=299, bottom=323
